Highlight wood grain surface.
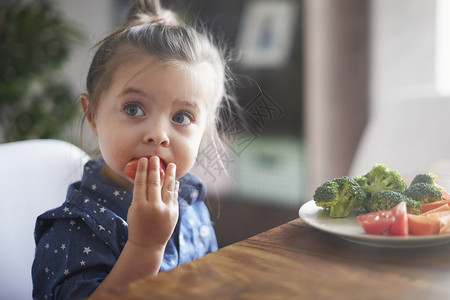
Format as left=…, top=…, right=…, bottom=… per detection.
left=92, top=218, right=450, bottom=300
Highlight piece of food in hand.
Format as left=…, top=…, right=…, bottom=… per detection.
left=364, top=190, right=421, bottom=215
left=124, top=157, right=166, bottom=181
left=353, top=163, right=407, bottom=200
left=313, top=176, right=366, bottom=218
left=404, top=182, right=442, bottom=204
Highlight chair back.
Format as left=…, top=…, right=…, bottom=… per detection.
left=0, top=139, right=89, bottom=299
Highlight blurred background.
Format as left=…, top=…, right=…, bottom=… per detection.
left=1, top=0, right=450, bottom=247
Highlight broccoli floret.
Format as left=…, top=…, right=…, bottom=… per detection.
left=404, top=182, right=442, bottom=204
left=313, top=179, right=339, bottom=209
left=410, top=172, right=444, bottom=190
left=352, top=175, right=365, bottom=187
left=313, top=176, right=366, bottom=218
left=364, top=190, right=421, bottom=214
left=353, top=163, right=406, bottom=197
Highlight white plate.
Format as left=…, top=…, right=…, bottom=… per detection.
left=299, top=200, right=450, bottom=248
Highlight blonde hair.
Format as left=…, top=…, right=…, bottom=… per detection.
left=82, top=0, right=238, bottom=172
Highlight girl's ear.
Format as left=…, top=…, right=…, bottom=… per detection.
left=79, top=94, right=98, bottom=136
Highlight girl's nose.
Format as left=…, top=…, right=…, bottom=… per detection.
left=143, top=123, right=170, bottom=147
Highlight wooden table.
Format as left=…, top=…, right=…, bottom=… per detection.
left=93, top=218, right=450, bottom=300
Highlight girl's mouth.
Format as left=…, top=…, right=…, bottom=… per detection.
left=124, top=156, right=166, bottom=181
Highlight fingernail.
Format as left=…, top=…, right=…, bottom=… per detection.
left=169, top=163, right=176, bottom=177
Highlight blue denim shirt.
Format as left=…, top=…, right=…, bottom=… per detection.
left=32, top=159, right=217, bottom=300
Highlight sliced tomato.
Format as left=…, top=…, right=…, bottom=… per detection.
left=357, top=210, right=395, bottom=235
left=124, top=157, right=166, bottom=181
left=388, top=202, right=408, bottom=236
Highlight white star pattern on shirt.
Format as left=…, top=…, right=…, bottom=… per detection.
left=33, top=160, right=217, bottom=298
left=179, top=233, right=185, bottom=246
left=199, top=225, right=210, bottom=238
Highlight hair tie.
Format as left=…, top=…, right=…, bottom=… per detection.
left=132, top=13, right=168, bottom=26
left=151, top=16, right=167, bottom=25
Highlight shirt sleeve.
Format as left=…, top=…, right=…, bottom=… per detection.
left=32, top=217, right=117, bottom=300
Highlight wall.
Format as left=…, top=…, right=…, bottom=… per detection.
left=56, top=0, right=445, bottom=200
left=347, top=0, right=450, bottom=178
left=56, top=0, right=114, bottom=149
left=58, top=0, right=114, bottom=94
left=370, top=0, right=437, bottom=114
left=304, top=0, right=369, bottom=197
left=304, top=0, right=446, bottom=196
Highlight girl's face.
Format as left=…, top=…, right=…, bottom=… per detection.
left=82, top=54, right=215, bottom=189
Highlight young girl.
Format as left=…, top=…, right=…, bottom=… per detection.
left=32, top=0, right=236, bottom=298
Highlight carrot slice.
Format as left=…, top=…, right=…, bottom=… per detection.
left=427, top=210, right=450, bottom=227
left=407, top=214, right=440, bottom=236
left=440, top=222, right=450, bottom=234
left=420, top=200, right=450, bottom=213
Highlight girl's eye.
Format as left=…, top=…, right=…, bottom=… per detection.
left=172, top=111, right=193, bottom=125
left=122, top=103, right=145, bottom=117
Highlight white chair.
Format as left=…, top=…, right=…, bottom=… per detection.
left=0, top=139, right=89, bottom=299
left=349, top=96, right=450, bottom=184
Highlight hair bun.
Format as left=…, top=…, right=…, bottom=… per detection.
left=125, top=0, right=179, bottom=27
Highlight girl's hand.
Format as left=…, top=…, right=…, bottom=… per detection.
left=89, top=157, right=179, bottom=296
left=126, top=156, right=179, bottom=249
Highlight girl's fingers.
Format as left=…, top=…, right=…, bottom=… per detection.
left=132, top=156, right=177, bottom=206
left=174, top=180, right=180, bottom=203
left=132, top=157, right=148, bottom=204
left=146, top=156, right=162, bottom=201
left=162, top=163, right=177, bottom=205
